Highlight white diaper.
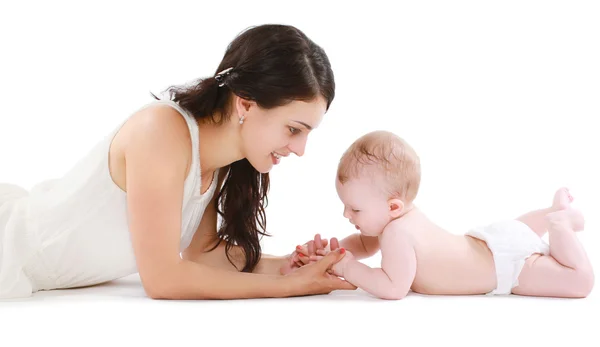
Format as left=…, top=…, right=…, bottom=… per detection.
left=466, top=219, right=550, bottom=295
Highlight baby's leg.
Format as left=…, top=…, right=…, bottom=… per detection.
left=515, top=187, right=573, bottom=238
left=512, top=208, right=594, bottom=298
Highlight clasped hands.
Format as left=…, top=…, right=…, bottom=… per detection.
left=280, top=234, right=354, bottom=277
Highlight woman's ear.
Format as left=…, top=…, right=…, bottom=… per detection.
left=234, top=96, right=256, bottom=119
left=388, top=198, right=405, bottom=218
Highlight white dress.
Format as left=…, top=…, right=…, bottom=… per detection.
left=0, top=99, right=218, bottom=299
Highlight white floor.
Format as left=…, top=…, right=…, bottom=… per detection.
left=1, top=273, right=597, bottom=347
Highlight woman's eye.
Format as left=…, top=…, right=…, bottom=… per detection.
left=289, top=127, right=300, bottom=134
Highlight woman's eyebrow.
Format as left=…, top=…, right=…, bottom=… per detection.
left=292, top=120, right=312, bottom=130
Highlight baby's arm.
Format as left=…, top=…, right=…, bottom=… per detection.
left=337, top=233, right=380, bottom=260
left=293, top=233, right=379, bottom=263
left=339, top=225, right=416, bottom=300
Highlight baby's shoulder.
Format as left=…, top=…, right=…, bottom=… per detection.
left=382, top=218, right=415, bottom=242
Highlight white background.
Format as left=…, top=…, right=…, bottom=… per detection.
left=1, top=0, right=598, bottom=346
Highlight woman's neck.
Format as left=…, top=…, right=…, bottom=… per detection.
left=196, top=117, right=244, bottom=175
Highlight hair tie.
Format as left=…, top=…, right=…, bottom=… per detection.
left=215, top=67, right=234, bottom=87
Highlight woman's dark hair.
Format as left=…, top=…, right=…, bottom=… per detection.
left=154, top=24, right=335, bottom=272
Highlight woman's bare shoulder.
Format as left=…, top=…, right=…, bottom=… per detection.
left=109, top=103, right=194, bottom=191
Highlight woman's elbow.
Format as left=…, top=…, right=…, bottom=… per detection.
left=139, top=267, right=184, bottom=300
left=142, top=277, right=175, bottom=300
left=140, top=263, right=216, bottom=300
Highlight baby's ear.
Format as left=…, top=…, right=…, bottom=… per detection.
left=388, top=198, right=404, bottom=218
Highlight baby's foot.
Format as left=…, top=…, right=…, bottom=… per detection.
left=546, top=207, right=585, bottom=233
left=552, top=187, right=574, bottom=211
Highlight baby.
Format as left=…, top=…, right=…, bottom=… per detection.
left=288, top=130, right=594, bottom=299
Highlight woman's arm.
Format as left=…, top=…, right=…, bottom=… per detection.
left=253, top=253, right=292, bottom=275
left=123, top=107, right=352, bottom=299
left=181, top=167, right=290, bottom=276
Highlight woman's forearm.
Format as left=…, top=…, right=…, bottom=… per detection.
left=149, top=259, right=293, bottom=300
left=253, top=253, right=290, bottom=275
left=184, top=241, right=289, bottom=276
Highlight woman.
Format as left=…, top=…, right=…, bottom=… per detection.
left=0, top=24, right=354, bottom=300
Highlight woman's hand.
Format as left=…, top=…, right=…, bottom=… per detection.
left=280, top=233, right=335, bottom=274
left=296, top=234, right=340, bottom=263
left=283, top=248, right=356, bottom=296
left=330, top=249, right=355, bottom=277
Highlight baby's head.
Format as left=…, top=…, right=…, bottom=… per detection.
left=335, top=130, right=421, bottom=236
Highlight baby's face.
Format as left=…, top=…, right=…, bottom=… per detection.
left=335, top=176, right=391, bottom=237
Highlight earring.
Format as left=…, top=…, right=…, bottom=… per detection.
left=239, top=115, right=245, bottom=124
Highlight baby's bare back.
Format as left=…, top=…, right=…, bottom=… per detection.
left=396, top=209, right=497, bottom=295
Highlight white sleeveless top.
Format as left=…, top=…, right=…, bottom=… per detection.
left=0, top=99, right=218, bottom=298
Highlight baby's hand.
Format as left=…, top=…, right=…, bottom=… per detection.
left=329, top=249, right=354, bottom=278
left=295, top=233, right=338, bottom=265
left=280, top=234, right=331, bottom=275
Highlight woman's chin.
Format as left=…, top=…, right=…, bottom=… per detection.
left=248, top=158, right=273, bottom=174
left=258, top=166, right=272, bottom=174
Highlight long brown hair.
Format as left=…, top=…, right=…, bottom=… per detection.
left=155, top=24, right=335, bottom=272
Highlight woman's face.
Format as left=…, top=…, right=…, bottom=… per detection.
left=236, top=96, right=328, bottom=173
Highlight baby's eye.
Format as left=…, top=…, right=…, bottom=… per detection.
left=289, top=127, right=300, bottom=135
left=352, top=209, right=360, bottom=213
